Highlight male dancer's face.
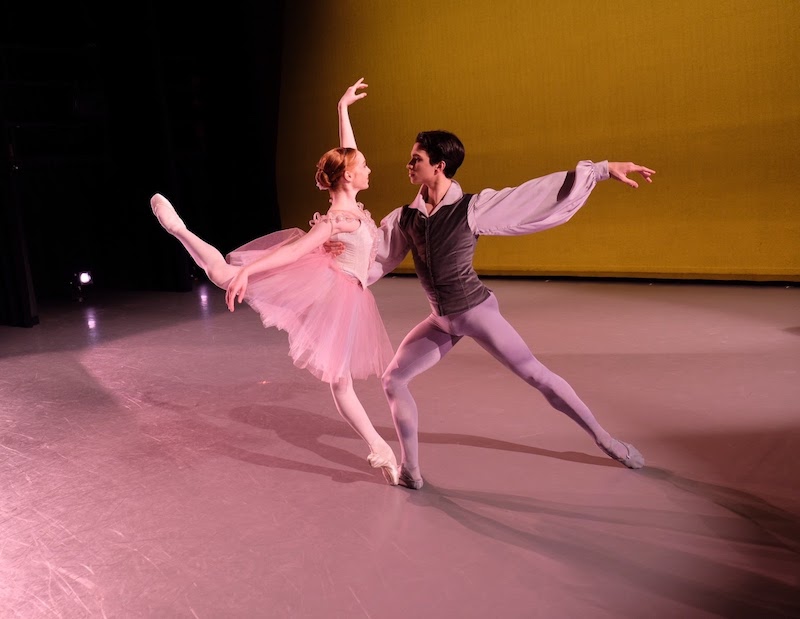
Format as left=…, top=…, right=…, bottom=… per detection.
left=407, top=143, right=438, bottom=186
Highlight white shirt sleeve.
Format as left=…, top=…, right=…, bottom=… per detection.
left=467, top=160, right=609, bottom=236
left=366, top=207, right=410, bottom=286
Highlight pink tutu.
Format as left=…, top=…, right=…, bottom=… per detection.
left=226, top=229, right=394, bottom=384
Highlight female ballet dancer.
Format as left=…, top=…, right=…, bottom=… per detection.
left=150, top=86, right=399, bottom=485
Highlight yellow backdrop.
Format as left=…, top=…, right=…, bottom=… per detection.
left=275, top=0, right=800, bottom=281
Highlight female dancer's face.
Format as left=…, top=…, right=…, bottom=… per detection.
left=348, top=151, right=371, bottom=191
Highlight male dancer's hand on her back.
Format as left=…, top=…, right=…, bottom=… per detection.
left=323, top=240, right=346, bottom=256
left=608, top=162, right=656, bottom=189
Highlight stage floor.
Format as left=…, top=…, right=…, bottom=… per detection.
left=2, top=276, right=799, bottom=618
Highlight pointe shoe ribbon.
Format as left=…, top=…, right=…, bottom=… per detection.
left=367, top=453, right=399, bottom=486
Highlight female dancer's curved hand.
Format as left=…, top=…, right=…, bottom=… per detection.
left=338, top=77, right=368, bottom=109
left=608, top=162, right=656, bottom=189
left=225, top=269, right=249, bottom=312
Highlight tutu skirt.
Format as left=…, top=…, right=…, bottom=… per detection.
left=226, top=229, right=394, bottom=384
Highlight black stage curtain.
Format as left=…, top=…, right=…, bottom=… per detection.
left=1, top=0, right=284, bottom=326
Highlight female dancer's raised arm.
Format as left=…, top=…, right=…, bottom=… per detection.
left=338, top=77, right=367, bottom=149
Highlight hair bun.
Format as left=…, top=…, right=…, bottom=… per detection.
left=315, top=168, right=331, bottom=190
left=315, top=147, right=354, bottom=191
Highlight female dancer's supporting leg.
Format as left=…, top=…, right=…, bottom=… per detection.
left=331, top=374, right=399, bottom=485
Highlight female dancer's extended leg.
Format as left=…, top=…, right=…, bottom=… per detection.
left=150, top=193, right=239, bottom=289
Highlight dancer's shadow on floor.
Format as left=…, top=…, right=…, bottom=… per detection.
left=396, top=427, right=800, bottom=554
left=222, top=403, right=611, bottom=479
left=226, top=403, right=624, bottom=472
left=400, top=471, right=800, bottom=618
left=415, top=429, right=628, bottom=467
left=139, top=400, right=381, bottom=486
left=414, top=467, right=800, bottom=552
left=225, top=403, right=379, bottom=483
left=641, top=466, right=800, bottom=551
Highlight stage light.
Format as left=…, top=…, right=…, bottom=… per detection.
left=71, top=270, right=94, bottom=302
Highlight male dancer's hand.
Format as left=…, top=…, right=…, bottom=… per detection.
left=608, top=162, right=656, bottom=188
left=323, top=240, right=345, bottom=256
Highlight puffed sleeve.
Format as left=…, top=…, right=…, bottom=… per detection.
left=467, top=160, right=609, bottom=236
left=366, top=207, right=410, bottom=286
left=309, top=212, right=327, bottom=227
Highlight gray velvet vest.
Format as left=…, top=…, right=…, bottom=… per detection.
left=399, top=193, right=491, bottom=316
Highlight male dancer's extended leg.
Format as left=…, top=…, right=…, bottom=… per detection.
left=382, top=316, right=461, bottom=488
left=330, top=373, right=399, bottom=485
left=150, top=193, right=238, bottom=289
left=456, top=294, right=644, bottom=469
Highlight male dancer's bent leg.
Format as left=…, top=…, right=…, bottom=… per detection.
left=382, top=316, right=461, bottom=487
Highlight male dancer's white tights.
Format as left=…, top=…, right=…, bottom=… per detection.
left=382, top=293, right=632, bottom=482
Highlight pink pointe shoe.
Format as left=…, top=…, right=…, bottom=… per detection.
left=150, top=193, right=186, bottom=234
left=598, top=438, right=645, bottom=469
left=367, top=452, right=399, bottom=486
